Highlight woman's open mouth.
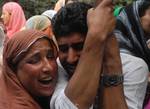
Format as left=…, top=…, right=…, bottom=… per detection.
left=38, top=76, right=52, bottom=85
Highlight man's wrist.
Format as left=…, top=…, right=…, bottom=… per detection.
left=87, top=30, right=108, bottom=43
left=101, top=73, right=123, bottom=87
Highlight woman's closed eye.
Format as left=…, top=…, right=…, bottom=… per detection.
left=26, top=53, right=41, bottom=64
left=47, top=50, right=55, bottom=60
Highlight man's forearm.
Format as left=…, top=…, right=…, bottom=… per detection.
left=101, top=35, right=128, bottom=109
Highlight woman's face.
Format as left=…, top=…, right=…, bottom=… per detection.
left=1, top=10, right=11, bottom=26
left=141, top=7, right=150, bottom=36
left=17, top=38, right=58, bottom=97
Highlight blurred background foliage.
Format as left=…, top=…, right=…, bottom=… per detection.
left=0, top=0, right=136, bottom=19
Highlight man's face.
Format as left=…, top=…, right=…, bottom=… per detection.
left=57, top=33, right=85, bottom=78
left=141, top=7, right=150, bottom=37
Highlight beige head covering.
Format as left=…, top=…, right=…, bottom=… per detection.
left=25, top=15, right=51, bottom=31
left=24, top=15, right=59, bottom=51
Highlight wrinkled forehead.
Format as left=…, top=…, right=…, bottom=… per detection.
left=13, top=37, right=57, bottom=64
left=3, top=30, right=50, bottom=63
left=26, top=38, right=54, bottom=52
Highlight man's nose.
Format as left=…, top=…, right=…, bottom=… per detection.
left=67, top=48, right=79, bottom=63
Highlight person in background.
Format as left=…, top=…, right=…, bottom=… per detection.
left=0, top=18, right=5, bottom=67
left=24, top=15, right=51, bottom=38
left=0, top=18, right=6, bottom=34
left=0, top=18, right=6, bottom=43
left=54, top=0, right=79, bottom=11
left=41, top=10, right=57, bottom=45
left=42, top=10, right=57, bottom=21
left=114, top=0, right=150, bottom=109
left=24, top=15, right=58, bottom=49
left=0, top=30, right=58, bottom=109
left=144, top=40, right=150, bottom=109
left=1, top=2, right=26, bottom=39
left=54, top=0, right=66, bottom=11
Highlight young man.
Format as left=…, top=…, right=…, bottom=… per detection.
left=51, top=1, right=127, bottom=109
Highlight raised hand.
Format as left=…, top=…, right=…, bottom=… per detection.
left=87, top=0, right=115, bottom=41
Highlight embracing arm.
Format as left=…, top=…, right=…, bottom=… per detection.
left=64, top=0, right=115, bottom=109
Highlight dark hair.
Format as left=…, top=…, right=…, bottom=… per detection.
left=52, top=2, right=92, bottom=39
left=139, top=1, right=150, bottom=17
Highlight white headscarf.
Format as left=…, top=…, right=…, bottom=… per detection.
left=42, top=10, right=57, bottom=20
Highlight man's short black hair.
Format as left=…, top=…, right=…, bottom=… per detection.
left=52, top=2, right=92, bottom=39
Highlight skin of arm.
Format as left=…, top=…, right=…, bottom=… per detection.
left=101, top=35, right=128, bottom=109
left=64, top=0, right=116, bottom=109
left=91, top=0, right=128, bottom=108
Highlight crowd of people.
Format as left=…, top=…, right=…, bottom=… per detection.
left=0, top=0, right=150, bottom=109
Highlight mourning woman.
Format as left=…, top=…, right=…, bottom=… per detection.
left=0, top=30, right=58, bottom=109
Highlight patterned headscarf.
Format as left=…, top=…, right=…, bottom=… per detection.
left=0, top=30, right=58, bottom=109
left=114, top=0, right=150, bottom=70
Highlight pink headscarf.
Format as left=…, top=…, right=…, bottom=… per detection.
left=2, top=2, right=26, bottom=39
